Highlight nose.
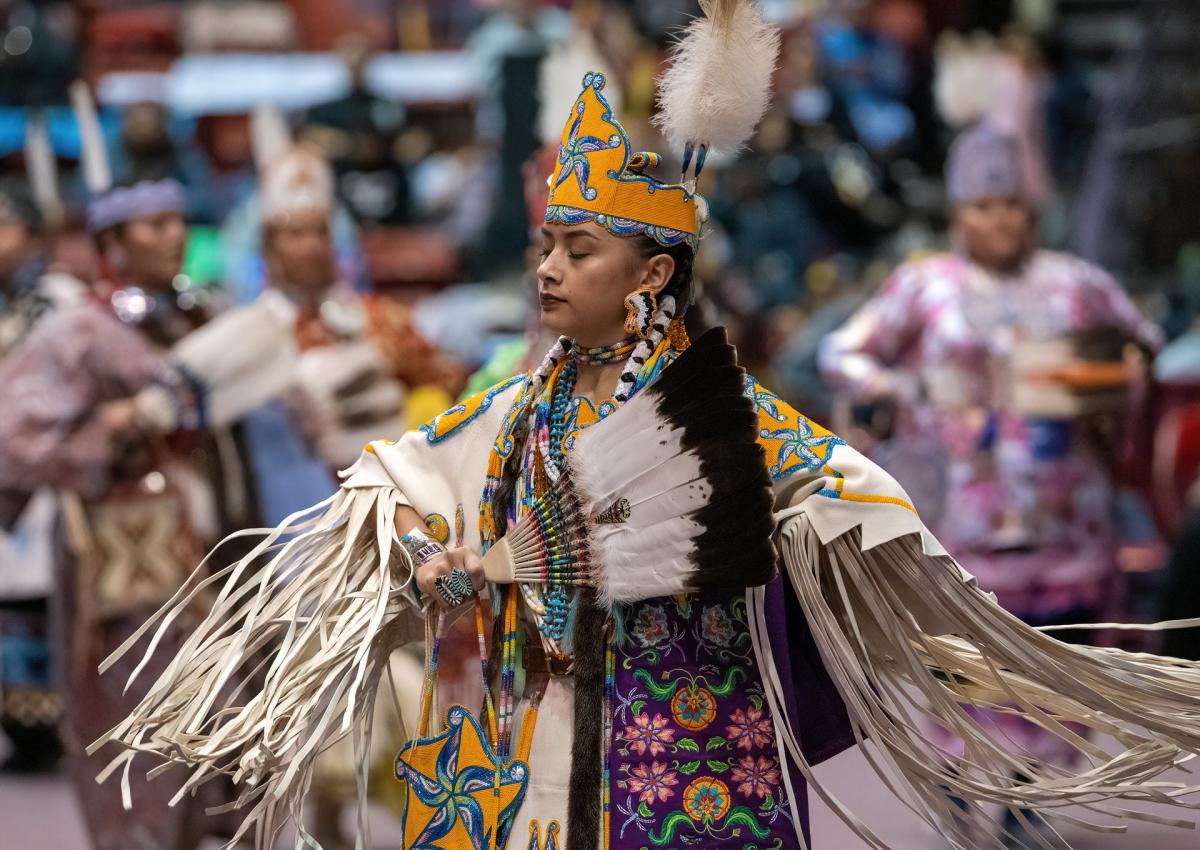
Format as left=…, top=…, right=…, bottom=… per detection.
left=537, top=251, right=561, bottom=288
left=164, top=217, right=186, bottom=247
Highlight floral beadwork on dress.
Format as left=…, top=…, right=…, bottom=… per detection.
left=609, top=592, right=799, bottom=849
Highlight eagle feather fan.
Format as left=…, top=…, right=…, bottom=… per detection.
left=480, top=328, right=777, bottom=608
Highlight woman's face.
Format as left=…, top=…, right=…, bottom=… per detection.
left=114, top=211, right=187, bottom=289
left=0, top=219, right=37, bottom=284
left=955, top=195, right=1035, bottom=273
left=536, top=222, right=673, bottom=347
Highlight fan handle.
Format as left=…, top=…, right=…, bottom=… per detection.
left=481, top=537, right=517, bottom=583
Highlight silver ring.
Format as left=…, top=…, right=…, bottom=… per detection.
left=434, top=575, right=464, bottom=607
left=448, top=567, right=476, bottom=599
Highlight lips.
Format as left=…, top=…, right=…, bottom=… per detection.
left=539, top=292, right=566, bottom=307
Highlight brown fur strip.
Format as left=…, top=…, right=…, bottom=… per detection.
left=567, top=588, right=607, bottom=850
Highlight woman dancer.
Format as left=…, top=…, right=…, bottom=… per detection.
left=100, top=6, right=1200, bottom=850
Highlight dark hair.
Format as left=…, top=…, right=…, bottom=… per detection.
left=0, top=178, right=43, bottom=234
left=633, top=235, right=695, bottom=315
left=632, top=235, right=714, bottom=338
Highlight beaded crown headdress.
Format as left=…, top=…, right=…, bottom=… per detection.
left=545, top=72, right=700, bottom=247
left=251, top=104, right=335, bottom=224
left=544, top=0, right=780, bottom=248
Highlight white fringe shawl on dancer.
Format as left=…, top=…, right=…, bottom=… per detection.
left=94, top=373, right=1200, bottom=850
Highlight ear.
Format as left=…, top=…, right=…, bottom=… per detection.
left=638, top=252, right=676, bottom=297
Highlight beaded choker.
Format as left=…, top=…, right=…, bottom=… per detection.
left=573, top=337, right=637, bottom=365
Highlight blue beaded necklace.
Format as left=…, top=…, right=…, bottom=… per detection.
left=539, top=356, right=578, bottom=639
left=548, top=357, right=578, bottom=472
left=532, top=338, right=635, bottom=642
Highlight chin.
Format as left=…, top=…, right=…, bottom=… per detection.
left=539, top=308, right=572, bottom=337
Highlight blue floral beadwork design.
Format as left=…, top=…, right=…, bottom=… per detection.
left=744, top=376, right=846, bottom=482
left=545, top=204, right=696, bottom=248
left=759, top=419, right=845, bottom=480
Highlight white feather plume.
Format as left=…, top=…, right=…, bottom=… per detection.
left=652, top=0, right=781, bottom=156
left=69, top=80, right=111, bottom=194
left=934, top=31, right=1003, bottom=129
left=24, top=113, right=60, bottom=224
left=250, top=102, right=293, bottom=174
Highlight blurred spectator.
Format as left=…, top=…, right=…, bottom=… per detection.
left=816, top=0, right=915, bottom=157
left=305, top=33, right=411, bottom=227
left=0, top=176, right=76, bottom=775
left=0, top=174, right=211, bottom=850
left=240, top=108, right=464, bottom=524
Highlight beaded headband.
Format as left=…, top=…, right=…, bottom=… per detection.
left=87, top=179, right=185, bottom=233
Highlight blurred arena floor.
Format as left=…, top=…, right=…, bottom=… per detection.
left=2, top=737, right=1194, bottom=849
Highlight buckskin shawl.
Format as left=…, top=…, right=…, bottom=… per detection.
left=95, top=361, right=1200, bottom=850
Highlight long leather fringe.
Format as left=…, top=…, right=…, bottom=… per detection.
left=753, top=515, right=1200, bottom=850
left=88, top=486, right=420, bottom=849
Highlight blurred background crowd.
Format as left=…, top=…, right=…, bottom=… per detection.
left=3, top=0, right=1200, bottom=848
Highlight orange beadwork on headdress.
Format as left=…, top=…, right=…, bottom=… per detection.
left=545, top=72, right=700, bottom=247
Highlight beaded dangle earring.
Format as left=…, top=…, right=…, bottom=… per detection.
left=623, top=287, right=657, bottom=340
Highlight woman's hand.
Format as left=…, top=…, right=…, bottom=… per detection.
left=415, top=547, right=485, bottom=608
left=98, top=398, right=141, bottom=435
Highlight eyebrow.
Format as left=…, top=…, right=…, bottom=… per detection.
left=539, top=226, right=598, bottom=243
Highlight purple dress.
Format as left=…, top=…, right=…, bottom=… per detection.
left=607, top=579, right=850, bottom=849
